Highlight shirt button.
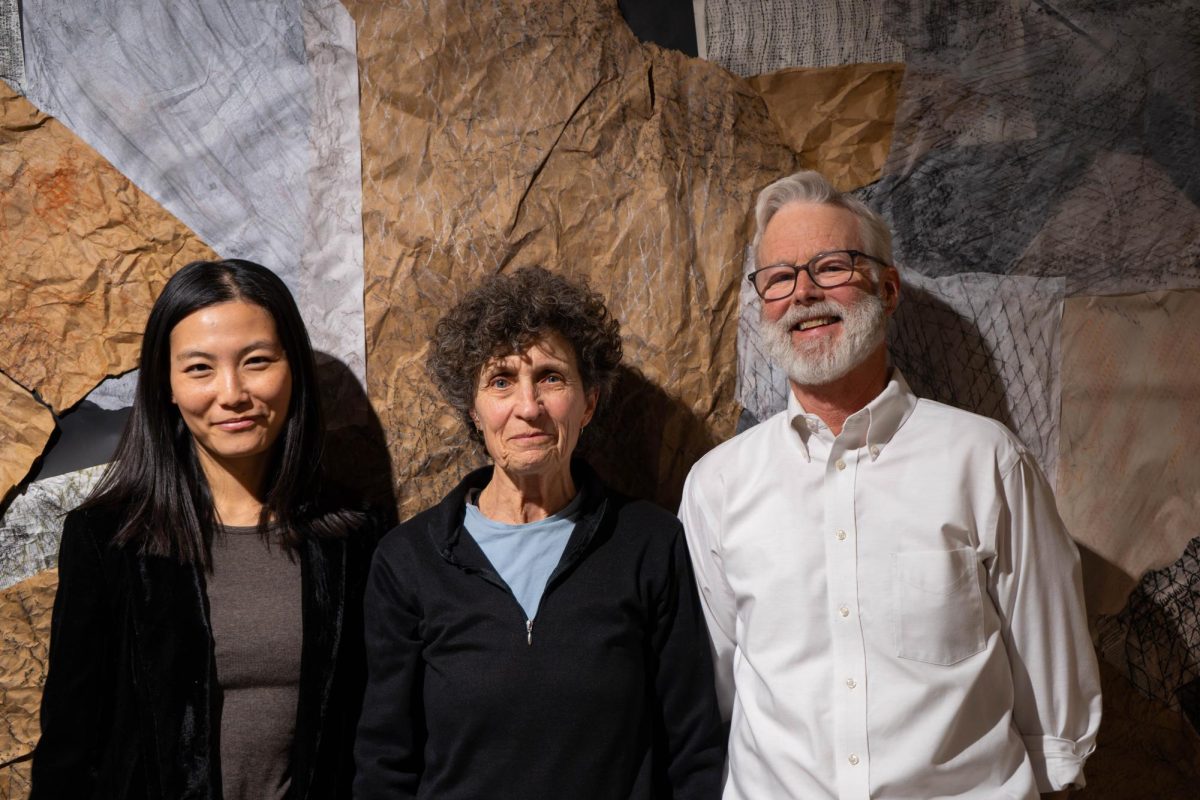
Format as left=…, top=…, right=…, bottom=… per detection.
left=848, top=754, right=860, bottom=766
left=838, top=606, right=850, bottom=618
left=835, top=459, right=846, bottom=471
left=845, top=678, right=857, bottom=689
left=836, top=529, right=847, bottom=541
left=870, top=445, right=880, bottom=457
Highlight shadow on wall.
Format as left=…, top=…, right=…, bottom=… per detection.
left=315, top=353, right=398, bottom=530
left=887, top=279, right=1016, bottom=435
left=582, top=364, right=715, bottom=514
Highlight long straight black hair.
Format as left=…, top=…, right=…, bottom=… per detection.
left=82, top=259, right=359, bottom=566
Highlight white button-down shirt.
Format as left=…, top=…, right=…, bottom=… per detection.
left=679, top=372, right=1101, bottom=799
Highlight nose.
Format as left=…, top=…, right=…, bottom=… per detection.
left=216, top=367, right=250, bottom=407
left=514, top=380, right=541, bottom=420
left=790, top=269, right=825, bottom=304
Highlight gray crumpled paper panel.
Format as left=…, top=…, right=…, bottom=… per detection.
left=0, top=465, right=105, bottom=591
left=22, top=0, right=366, bottom=404
left=349, top=0, right=798, bottom=516
left=737, top=270, right=1064, bottom=481
left=697, top=0, right=904, bottom=73
left=0, top=81, right=217, bottom=413
left=0, top=0, right=20, bottom=89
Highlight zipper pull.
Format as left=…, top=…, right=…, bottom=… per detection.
left=526, top=619, right=533, bottom=646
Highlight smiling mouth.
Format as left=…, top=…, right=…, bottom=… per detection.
left=214, top=417, right=259, bottom=431
left=793, top=315, right=840, bottom=332
left=511, top=432, right=555, bottom=445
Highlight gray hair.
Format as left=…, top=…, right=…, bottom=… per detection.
left=751, top=171, right=894, bottom=269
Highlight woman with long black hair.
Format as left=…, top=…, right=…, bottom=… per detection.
left=31, top=259, right=374, bottom=800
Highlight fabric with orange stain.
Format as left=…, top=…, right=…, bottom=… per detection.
left=0, top=83, right=216, bottom=415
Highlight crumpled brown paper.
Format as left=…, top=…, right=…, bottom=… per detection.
left=0, top=82, right=216, bottom=415
left=0, top=568, right=56, bottom=776
left=748, top=63, right=904, bottom=193
left=347, top=0, right=898, bottom=516
left=1057, top=290, right=1200, bottom=615
left=0, top=373, right=55, bottom=507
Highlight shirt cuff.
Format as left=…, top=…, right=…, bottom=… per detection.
left=1024, top=734, right=1093, bottom=792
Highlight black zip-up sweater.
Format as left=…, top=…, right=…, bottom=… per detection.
left=355, top=462, right=725, bottom=799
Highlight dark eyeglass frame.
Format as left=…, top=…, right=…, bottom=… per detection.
left=746, top=249, right=888, bottom=300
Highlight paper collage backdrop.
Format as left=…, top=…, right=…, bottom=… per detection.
left=1, top=0, right=1198, bottom=794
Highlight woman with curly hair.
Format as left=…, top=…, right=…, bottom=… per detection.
left=355, top=266, right=724, bottom=799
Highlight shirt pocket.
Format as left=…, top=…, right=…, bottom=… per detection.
left=891, top=547, right=986, bottom=665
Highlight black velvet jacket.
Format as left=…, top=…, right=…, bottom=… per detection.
left=30, top=505, right=373, bottom=800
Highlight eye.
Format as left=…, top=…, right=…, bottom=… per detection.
left=489, top=376, right=511, bottom=390
left=542, top=373, right=564, bottom=384
left=813, top=254, right=853, bottom=275
left=244, top=355, right=273, bottom=369
left=762, top=266, right=795, bottom=285
left=182, top=362, right=211, bottom=375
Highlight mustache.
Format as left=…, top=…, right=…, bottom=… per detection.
left=770, top=301, right=846, bottom=329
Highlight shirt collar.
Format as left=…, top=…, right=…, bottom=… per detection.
left=785, top=369, right=918, bottom=462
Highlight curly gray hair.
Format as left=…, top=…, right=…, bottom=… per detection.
left=426, top=266, right=624, bottom=443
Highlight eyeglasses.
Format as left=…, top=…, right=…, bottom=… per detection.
left=747, top=250, right=887, bottom=301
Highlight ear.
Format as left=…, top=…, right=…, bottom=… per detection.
left=878, top=265, right=901, bottom=315
left=581, top=387, right=599, bottom=428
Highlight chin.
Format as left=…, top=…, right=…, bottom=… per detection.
left=500, top=451, right=563, bottom=476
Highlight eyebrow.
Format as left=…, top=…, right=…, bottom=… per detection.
left=174, top=340, right=281, bottom=361
left=478, top=355, right=571, bottom=380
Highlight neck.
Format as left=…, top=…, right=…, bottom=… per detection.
left=198, top=451, right=271, bottom=528
left=478, top=465, right=577, bottom=524
left=790, top=347, right=889, bottom=435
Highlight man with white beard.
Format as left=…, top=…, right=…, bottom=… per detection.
left=679, top=171, right=1101, bottom=800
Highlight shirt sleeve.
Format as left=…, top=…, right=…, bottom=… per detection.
left=678, top=467, right=739, bottom=722
left=30, top=513, right=109, bottom=799
left=987, top=450, right=1103, bottom=793
left=353, top=543, right=426, bottom=800
left=649, top=526, right=728, bottom=798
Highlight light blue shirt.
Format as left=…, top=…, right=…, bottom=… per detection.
left=463, top=491, right=582, bottom=621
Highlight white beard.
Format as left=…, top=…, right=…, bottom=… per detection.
left=760, top=290, right=887, bottom=387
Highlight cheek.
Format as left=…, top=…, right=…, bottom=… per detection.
left=262, top=368, right=293, bottom=418
left=761, top=300, right=789, bottom=324
left=275, top=375, right=293, bottom=414
left=169, top=383, right=205, bottom=420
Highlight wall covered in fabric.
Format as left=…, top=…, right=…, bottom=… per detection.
left=0, top=0, right=1197, bottom=793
